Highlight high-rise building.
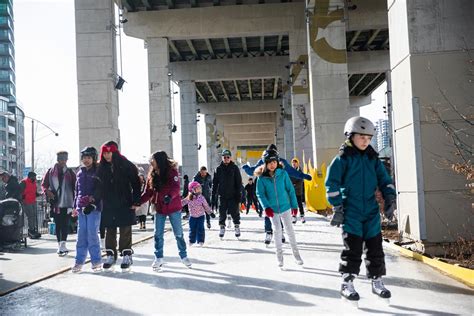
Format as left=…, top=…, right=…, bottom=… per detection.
left=0, top=0, right=24, bottom=177
left=375, top=119, right=390, bottom=153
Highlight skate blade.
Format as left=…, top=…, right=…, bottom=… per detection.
left=104, top=266, right=115, bottom=272
left=121, top=268, right=131, bottom=273
left=377, top=296, right=390, bottom=305
left=341, top=297, right=359, bottom=309
left=153, top=266, right=163, bottom=272
left=92, top=268, right=103, bottom=273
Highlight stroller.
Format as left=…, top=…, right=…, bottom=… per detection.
left=0, top=198, right=27, bottom=249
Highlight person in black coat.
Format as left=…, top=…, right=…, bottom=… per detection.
left=96, top=141, right=141, bottom=267
left=212, top=149, right=242, bottom=238
left=0, top=170, right=22, bottom=201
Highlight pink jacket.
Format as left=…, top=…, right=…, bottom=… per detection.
left=181, top=194, right=211, bottom=218
left=140, top=167, right=182, bottom=215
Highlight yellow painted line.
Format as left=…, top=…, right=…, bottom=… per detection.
left=384, top=241, right=474, bottom=288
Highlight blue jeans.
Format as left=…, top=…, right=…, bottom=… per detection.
left=75, top=210, right=101, bottom=265
left=189, top=215, right=205, bottom=244
left=154, top=211, right=187, bottom=259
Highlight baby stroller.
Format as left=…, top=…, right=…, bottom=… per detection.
left=0, top=198, right=27, bottom=249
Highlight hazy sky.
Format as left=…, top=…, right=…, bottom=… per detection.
left=14, top=0, right=385, bottom=172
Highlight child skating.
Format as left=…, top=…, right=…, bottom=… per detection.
left=255, top=148, right=303, bottom=268
left=325, top=116, right=396, bottom=305
left=182, top=181, right=215, bottom=246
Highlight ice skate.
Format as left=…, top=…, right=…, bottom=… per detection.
left=100, top=238, right=105, bottom=250
left=282, top=233, right=286, bottom=243
left=277, top=250, right=284, bottom=269
left=341, top=273, right=360, bottom=307
left=293, top=250, right=304, bottom=265
left=206, top=221, right=211, bottom=229
left=300, top=216, right=306, bottom=224
left=198, top=242, right=204, bottom=247
left=152, top=257, right=164, bottom=272
left=71, top=263, right=83, bottom=273
left=292, top=216, right=297, bottom=224
left=219, top=225, right=225, bottom=240
left=234, top=225, right=241, bottom=238
left=181, top=257, right=192, bottom=268
left=226, top=215, right=232, bottom=228
left=264, top=232, right=272, bottom=246
left=372, top=277, right=391, bottom=303
left=103, top=249, right=116, bottom=271
left=120, top=249, right=133, bottom=272
left=58, top=241, right=68, bottom=257
left=91, top=262, right=103, bottom=273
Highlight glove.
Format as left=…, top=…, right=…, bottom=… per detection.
left=83, top=204, right=96, bottom=215
left=210, top=212, right=216, bottom=219
left=303, top=174, right=312, bottom=181
left=78, top=195, right=91, bottom=208
left=384, top=198, right=396, bottom=221
left=330, top=205, right=344, bottom=227
left=291, top=208, right=298, bottom=216
left=163, top=195, right=171, bottom=205
left=265, top=207, right=274, bottom=218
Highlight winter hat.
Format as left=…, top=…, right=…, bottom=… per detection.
left=80, top=146, right=98, bottom=161
left=291, top=157, right=300, bottom=164
left=27, top=171, right=37, bottom=179
left=266, top=144, right=278, bottom=151
left=262, top=149, right=279, bottom=163
left=188, top=181, right=201, bottom=193
left=221, top=149, right=232, bottom=157
left=99, top=141, right=121, bottom=162
left=57, top=151, right=68, bottom=162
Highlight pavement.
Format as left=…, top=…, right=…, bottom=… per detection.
left=0, top=212, right=472, bottom=315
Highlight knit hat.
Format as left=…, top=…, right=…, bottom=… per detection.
left=57, top=151, right=68, bottom=161
left=99, top=141, right=122, bottom=162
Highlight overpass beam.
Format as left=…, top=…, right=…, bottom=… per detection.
left=148, top=37, right=173, bottom=154
left=199, top=100, right=279, bottom=116
left=179, top=80, right=199, bottom=178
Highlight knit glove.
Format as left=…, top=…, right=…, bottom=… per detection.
left=291, top=208, right=298, bottom=217
left=330, top=205, right=344, bottom=227
left=265, top=207, right=274, bottom=218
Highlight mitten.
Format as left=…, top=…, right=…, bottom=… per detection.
left=384, top=197, right=396, bottom=221
left=291, top=208, right=298, bottom=216
left=265, top=207, right=274, bottom=218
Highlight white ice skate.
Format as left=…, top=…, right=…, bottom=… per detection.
left=277, top=251, right=284, bottom=270
left=91, top=263, right=103, bottom=273
left=71, top=263, right=83, bottom=273
left=372, top=277, right=391, bottom=304
left=103, top=249, right=116, bottom=271
left=181, top=257, right=192, bottom=268
left=57, top=241, right=68, bottom=257
left=293, top=250, right=304, bottom=266
left=234, top=225, right=241, bottom=239
left=152, top=258, right=164, bottom=272
left=264, top=232, right=272, bottom=247
left=120, top=249, right=133, bottom=272
left=341, top=274, right=360, bottom=308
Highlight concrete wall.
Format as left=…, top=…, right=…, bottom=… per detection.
left=388, top=0, right=473, bottom=250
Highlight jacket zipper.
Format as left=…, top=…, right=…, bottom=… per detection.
left=273, top=174, right=281, bottom=213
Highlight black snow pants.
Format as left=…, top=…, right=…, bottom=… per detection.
left=218, top=197, right=240, bottom=226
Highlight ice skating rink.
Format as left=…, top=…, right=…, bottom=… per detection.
left=1, top=213, right=472, bottom=315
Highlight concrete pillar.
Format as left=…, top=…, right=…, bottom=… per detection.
left=205, top=114, right=217, bottom=173
left=388, top=0, right=473, bottom=252
left=282, top=91, right=294, bottom=160
left=179, top=81, right=199, bottom=178
left=289, top=26, right=313, bottom=163
left=147, top=38, right=172, bottom=155
left=75, top=0, right=120, bottom=150
left=276, top=122, right=284, bottom=157
left=307, top=0, right=358, bottom=167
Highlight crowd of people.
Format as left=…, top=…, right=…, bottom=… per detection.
left=0, top=116, right=396, bottom=302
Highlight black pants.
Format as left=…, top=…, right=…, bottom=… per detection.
left=105, top=226, right=132, bottom=259
left=246, top=195, right=259, bottom=213
left=296, top=195, right=305, bottom=216
left=339, top=232, right=386, bottom=278
left=138, top=215, right=146, bottom=224
left=218, top=198, right=240, bottom=226
left=52, top=208, right=70, bottom=242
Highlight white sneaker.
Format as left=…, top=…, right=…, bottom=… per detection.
left=181, top=257, right=192, bottom=268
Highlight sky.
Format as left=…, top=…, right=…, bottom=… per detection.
left=14, top=0, right=385, bottom=172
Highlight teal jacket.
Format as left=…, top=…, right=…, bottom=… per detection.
left=325, top=142, right=395, bottom=239
left=256, top=168, right=298, bottom=214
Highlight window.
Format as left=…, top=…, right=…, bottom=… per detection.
left=0, top=130, right=5, bottom=141
left=0, top=117, right=5, bottom=128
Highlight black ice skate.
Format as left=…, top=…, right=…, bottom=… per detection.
left=372, top=277, right=391, bottom=302
left=103, top=249, right=116, bottom=270
left=341, top=274, right=360, bottom=307
left=219, top=225, right=225, bottom=240
left=120, top=249, right=133, bottom=272
left=234, top=225, right=241, bottom=238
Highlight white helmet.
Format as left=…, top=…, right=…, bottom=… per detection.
left=344, top=116, right=376, bottom=136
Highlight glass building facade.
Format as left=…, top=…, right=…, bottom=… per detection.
left=0, top=0, right=24, bottom=177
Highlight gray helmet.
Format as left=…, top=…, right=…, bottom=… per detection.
left=344, top=116, right=376, bottom=136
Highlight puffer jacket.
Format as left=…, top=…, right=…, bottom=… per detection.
left=243, top=158, right=312, bottom=181
left=141, top=166, right=181, bottom=216
left=193, top=172, right=212, bottom=203
left=74, top=166, right=102, bottom=213
left=255, top=167, right=298, bottom=214
left=325, top=141, right=395, bottom=239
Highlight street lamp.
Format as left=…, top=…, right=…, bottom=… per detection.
left=25, top=115, right=59, bottom=172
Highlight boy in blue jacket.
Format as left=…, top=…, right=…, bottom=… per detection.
left=255, top=148, right=303, bottom=268
left=326, top=117, right=396, bottom=303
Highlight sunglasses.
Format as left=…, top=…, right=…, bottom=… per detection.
left=223, top=156, right=231, bottom=159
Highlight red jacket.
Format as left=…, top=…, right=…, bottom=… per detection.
left=21, top=178, right=37, bottom=205
left=140, top=167, right=182, bottom=215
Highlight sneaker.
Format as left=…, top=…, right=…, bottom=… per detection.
left=235, top=225, right=241, bottom=238
left=181, top=257, right=192, bottom=268
left=219, top=226, right=225, bottom=238
left=292, top=216, right=297, bottom=224
left=372, top=277, right=391, bottom=298
left=91, top=262, right=103, bottom=272
left=103, top=249, right=116, bottom=269
left=341, top=273, right=360, bottom=301
left=264, top=232, right=272, bottom=245
left=71, top=263, right=83, bottom=273
left=300, top=216, right=306, bottom=224
left=152, top=257, right=164, bottom=270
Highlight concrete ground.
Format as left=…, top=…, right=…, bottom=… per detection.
left=0, top=212, right=472, bottom=315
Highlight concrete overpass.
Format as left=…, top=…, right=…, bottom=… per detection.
left=74, top=0, right=473, bottom=255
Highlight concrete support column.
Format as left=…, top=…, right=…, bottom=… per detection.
left=179, top=81, right=199, bottom=178
left=307, top=0, right=357, bottom=167
left=205, top=114, right=216, bottom=173
left=75, top=0, right=120, bottom=150
left=289, top=25, right=313, bottom=163
left=388, top=0, right=473, bottom=251
left=147, top=38, right=172, bottom=155
left=276, top=123, right=284, bottom=157
left=282, top=91, right=294, bottom=160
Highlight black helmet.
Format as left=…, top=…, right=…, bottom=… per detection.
left=262, top=149, right=279, bottom=163
left=80, top=146, right=98, bottom=161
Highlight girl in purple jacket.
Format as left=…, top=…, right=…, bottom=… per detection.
left=139, top=151, right=192, bottom=272
left=72, top=147, right=102, bottom=273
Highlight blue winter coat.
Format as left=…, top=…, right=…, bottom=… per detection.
left=74, top=166, right=102, bottom=213
left=325, top=142, right=395, bottom=239
left=256, top=168, right=298, bottom=214
left=243, top=158, right=312, bottom=181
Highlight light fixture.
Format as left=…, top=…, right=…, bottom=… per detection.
left=114, top=76, right=126, bottom=90
left=197, top=144, right=202, bottom=150
left=120, top=18, right=128, bottom=24
left=216, top=144, right=221, bottom=149
left=170, top=124, right=177, bottom=133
